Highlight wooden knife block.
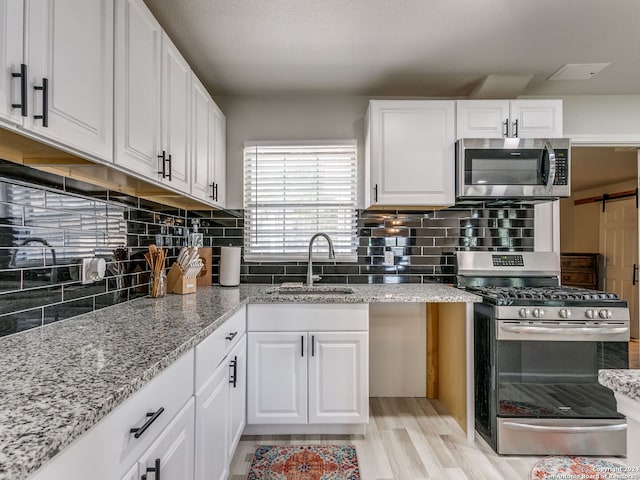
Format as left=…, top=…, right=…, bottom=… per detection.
left=196, top=247, right=212, bottom=287
left=166, top=263, right=197, bottom=295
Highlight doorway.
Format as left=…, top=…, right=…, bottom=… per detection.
left=559, top=146, right=639, bottom=346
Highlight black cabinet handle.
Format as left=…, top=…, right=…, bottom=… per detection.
left=33, top=78, right=48, bottom=127
left=311, top=335, right=315, bottom=357
left=145, top=458, right=161, bottom=480
left=158, top=151, right=166, bottom=177
left=301, top=335, right=304, bottom=357
left=130, top=407, right=164, bottom=438
left=11, top=63, right=27, bottom=116
left=512, top=119, right=518, bottom=137
left=503, top=119, right=508, bottom=137
left=214, top=183, right=218, bottom=201
left=374, top=184, right=378, bottom=202
left=209, top=183, right=215, bottom=199
left=229, top=355, right=238, bottom=388
left=633, top=264, right=638, bottom=286
left=167, top=154, right=172, bottom=181
left=225, top=331, right=237, bottom=341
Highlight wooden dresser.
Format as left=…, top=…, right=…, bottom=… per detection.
left=560, top=253, right=603, bottom=290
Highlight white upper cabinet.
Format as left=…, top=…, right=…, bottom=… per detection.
left=365, top=100, right=456, bottom=208
left=160, top=32, right=191, bottom=192
left=114, top=0, right=162, bottom=177
left=2, top=0, right=114, bottom=161
left=456, top=99, right=563, bottom=139
left=0, top=0, right=24, bottom=126
left=191, top=74, right=225, bottom=207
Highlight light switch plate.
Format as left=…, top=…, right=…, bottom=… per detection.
left=384, top=250, right=394, bottom=266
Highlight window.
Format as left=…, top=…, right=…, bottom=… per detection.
left=243, top=141, right=358, bottom=262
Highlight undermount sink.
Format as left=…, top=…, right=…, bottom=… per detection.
left=266, top=284, right=354, bottom=295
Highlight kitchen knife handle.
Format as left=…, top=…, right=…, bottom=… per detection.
left=11, top=63, right=27, bottom=116
left=130, top=407, right=164, bottom=438
left=33, top=78, right=48, bottom=127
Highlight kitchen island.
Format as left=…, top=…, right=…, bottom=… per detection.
left=0, top=284, right=479, bottom=480
left=599, top=369, right=640, bottom=462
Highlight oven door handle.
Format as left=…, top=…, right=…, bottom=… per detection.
left=543, top=141, right=556, bottom=191
left=499, top=324, right=629, bottom=335
left=502, top=422, right=626, bottom=433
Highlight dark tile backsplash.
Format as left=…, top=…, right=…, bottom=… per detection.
left=1, top=159, right=536, bottom=338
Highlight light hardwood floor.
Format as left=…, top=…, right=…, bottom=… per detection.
left=230, top=397, right=629, bottom=480
left=631, top=339, right=639, bottom=369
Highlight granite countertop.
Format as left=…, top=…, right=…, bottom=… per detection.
left=599, top=369, right=640, bottom=401
left=0, top=283, right=480, bottom=480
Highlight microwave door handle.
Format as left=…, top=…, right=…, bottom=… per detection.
left=543, top=141, right=556, bottom=191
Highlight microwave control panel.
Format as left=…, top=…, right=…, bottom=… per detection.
left=553, top=152, right=569, bottom=185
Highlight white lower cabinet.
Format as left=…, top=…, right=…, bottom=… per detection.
left=194, top=336, right=246, bottom=480
left=246, top=304, right=369, bottom=430
left=137, top=399, right=195, bottom=480
left=120, top=463, right=139, bottom=480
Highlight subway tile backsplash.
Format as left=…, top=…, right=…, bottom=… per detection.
left=1, top=159, right=536, bottom=338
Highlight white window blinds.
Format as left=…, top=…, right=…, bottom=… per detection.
left=243, top=141, right=358, bottom=262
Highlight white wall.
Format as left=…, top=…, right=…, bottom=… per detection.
left=215, top=95, right=370, bottom=209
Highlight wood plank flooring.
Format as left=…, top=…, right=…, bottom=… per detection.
left=230, top=397, right=629, bottom=480
left=630, top=339, right=639, bottom=369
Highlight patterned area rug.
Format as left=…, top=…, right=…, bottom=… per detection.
left=530, top=456, right=629, bottom=479
left=247, top=445, right=361, bottom=480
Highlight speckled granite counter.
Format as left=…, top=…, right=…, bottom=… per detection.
left=0, top=283, right=479, bottom=480
left=599, top=369, right=640, bottom=401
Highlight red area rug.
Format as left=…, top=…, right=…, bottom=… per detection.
left=530, top=456, right=630, bottom=480
left=247, top=445, right=361, bottom=480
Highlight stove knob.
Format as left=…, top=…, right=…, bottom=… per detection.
left=599, top=309, right=612, bottom=319
left=559, top=309, right=571, bottom=319
left=532, top=308, right=544, bottom=318
left=585, top=309, right=595, bottom=319
left=518, top=308, right=530, bottom=318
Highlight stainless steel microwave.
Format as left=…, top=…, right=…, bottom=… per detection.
left=456, top=138, right=570, bottom=200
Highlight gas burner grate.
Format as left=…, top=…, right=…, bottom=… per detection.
left=468, top=286, right=619, bottom=302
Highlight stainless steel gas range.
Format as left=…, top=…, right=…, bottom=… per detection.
left=457, top=251, right=629, bottom=456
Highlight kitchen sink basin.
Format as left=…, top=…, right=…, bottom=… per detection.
left=266, top=285, right=354, bottom=295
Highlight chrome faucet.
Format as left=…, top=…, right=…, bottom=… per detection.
left=306, top=233, right=335, bottom=286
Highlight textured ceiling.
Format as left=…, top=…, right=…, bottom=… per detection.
left=143, top=0, right=640, bottom=97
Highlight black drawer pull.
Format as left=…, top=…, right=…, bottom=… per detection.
left=11, top=63, right=27, bottom=116
left=130, top=407, right=164, bottom=438
left=311, top=335, right=315, bottom=356
left=225, top=331, right=238, bottom=341
left=33, top=78, right=48, bottom=127
left=229, top=355, right=238, bottom=388
left=145, top=458, right=161, bottom=480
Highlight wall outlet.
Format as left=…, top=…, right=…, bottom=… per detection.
left=384, top=250, right=394, bottom=266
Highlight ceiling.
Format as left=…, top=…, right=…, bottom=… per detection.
left=572, top=147, right=637, bottom=192
left=143, top=0, right=640, bottom=97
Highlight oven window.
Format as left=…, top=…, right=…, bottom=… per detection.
left=496, top=340, right=627, bottom=419
left=469, top=158, right=539, bottom=185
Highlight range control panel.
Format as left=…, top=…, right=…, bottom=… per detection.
left=492, top=255, right=524, bottom=267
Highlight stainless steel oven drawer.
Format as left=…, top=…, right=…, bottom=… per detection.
left=497, top=418, right=626, bottom=456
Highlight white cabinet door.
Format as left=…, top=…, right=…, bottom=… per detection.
left=247, top=332, right=307, bottom=424
left=456, top=99, right=563, bottom=139
left=456, top=100, right=510, bottom=139
left=190, top=73, right=213, bottom=201
left=139, top=398, right=195, bottom=480
left=308, top=331, right=368, bottom=424
left=211, top=102, right=226, bottom=207
left=195, top=359, right=229, bottom=480
left=367, top=100, right=455, bottom=207
left=0, top=0, right=24, bottom=125
left=510, top=99, right=563, bottom=138
left=114, top=0, right=162, bottom=176
left=120, top=463, right=138, bottom=480
left=228, top=335, right=246, bottom=457
left=25, top=0, right=113, bottom=161
left=161, top=32, right=190, bottom=192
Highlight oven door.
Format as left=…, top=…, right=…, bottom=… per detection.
left=495, top=320, right=628, bottom=455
